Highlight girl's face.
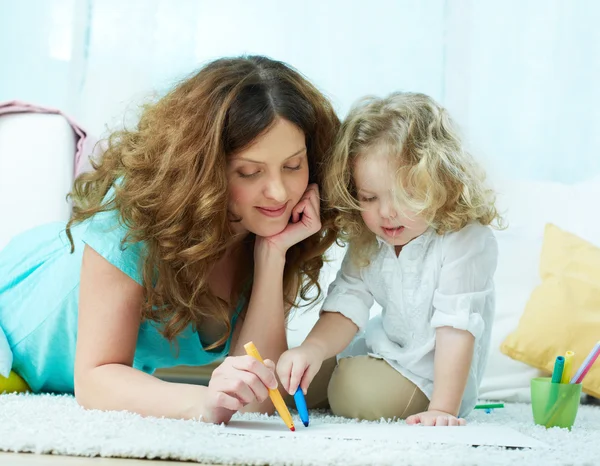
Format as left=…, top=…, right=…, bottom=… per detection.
left=227, top=118, right=309, bottom=238
left=353, top=150, right=429, bottom=248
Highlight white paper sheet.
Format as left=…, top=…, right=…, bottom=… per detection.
left=221, top=421, right=547, bottom=449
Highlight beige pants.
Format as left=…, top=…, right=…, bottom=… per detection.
left=286, top=355, right=430, bottom=421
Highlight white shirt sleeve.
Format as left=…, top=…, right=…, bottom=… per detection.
left=430, top=223, right=498, bottom=339
left=320, top=247, right=374, bottom=332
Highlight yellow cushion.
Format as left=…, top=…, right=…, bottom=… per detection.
left=501, top=223, right=600, bottom=398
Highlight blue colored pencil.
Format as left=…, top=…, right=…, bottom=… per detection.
left=294, top=387, right=309, bottom=427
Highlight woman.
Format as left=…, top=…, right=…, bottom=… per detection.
left=0, top=55, right=340, bottom=425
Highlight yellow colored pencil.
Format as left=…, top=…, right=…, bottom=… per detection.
left=561, top=351, right=574, bottom=384
left=244, top=341, right=295, bottom=431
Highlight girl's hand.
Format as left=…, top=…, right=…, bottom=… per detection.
left=276, top=342, right=325, bottom=395
left=255, top=184, right=322, bottom=258
left=201, top=355, right=278, bottom=424
left=406, top=409, right=467, bottom=427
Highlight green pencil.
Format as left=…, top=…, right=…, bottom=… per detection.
left=474, top=403, right=504, bottom=409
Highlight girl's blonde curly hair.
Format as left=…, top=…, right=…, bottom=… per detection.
left=324, top=92, right=502, bottom=266
left=66, top=56, right=340, bottom=349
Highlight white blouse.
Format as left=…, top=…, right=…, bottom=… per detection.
left=321, top=223, right=498, bottom=417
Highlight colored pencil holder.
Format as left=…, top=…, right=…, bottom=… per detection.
left=531, top=377, right=582, bottom=429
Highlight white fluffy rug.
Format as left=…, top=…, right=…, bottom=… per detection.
left=1, top=393, right=599, bottom=465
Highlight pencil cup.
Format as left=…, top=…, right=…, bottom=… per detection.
left=530, top=377, right=582, bottom=429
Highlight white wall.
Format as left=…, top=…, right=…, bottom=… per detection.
left=1, top=0, right=599, bottom=183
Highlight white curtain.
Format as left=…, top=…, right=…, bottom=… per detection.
left=1, top=0, right=598, bottom=182
left=443, top=0, right=600, bottom=182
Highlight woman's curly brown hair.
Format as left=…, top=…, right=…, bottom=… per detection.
left=66, top=55, right=340, bottom=349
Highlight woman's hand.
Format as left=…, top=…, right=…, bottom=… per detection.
left=255, top=183, right=322, bottom=259
left=200, top=355, right=278, bottom=424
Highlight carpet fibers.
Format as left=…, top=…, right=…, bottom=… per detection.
left=1, top=393, right=599, bottom=465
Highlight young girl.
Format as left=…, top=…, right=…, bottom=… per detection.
left=277, top=92, right=501, bottom=426
left=0, top=55, right=340, bottom=425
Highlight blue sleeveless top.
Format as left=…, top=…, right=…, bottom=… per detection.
left=0, top=189, right=239, bottom=393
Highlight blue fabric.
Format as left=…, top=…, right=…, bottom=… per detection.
left=0, top=191, right=239, bottom=393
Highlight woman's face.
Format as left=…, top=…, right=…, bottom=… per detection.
left=227, top=118, right=309, bottom=238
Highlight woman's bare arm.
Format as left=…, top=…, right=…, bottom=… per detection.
left=74, top=245, right=208, bottom=419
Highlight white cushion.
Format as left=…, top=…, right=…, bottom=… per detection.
left=0, top=113, right=75, bottom=250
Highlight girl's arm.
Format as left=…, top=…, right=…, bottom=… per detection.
left=428, top=326, right=475, bottom=416
left=407, top=224, right=498, bottom=426
left=303, top=311, right=358, bottom=359
left=276, top=244, right=372, bottom=394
